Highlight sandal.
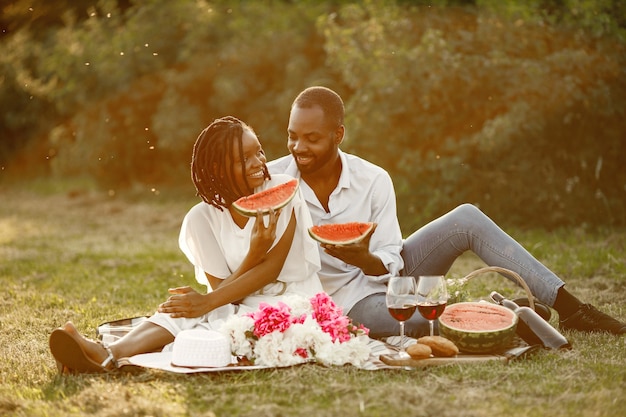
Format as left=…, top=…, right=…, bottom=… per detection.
left=55, top=358, right=74, bottom=375
left=49, top=327, right=116, bottom=374
left=116, top=357, right=144, bottom=374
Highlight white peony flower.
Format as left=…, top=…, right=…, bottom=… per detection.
left=254, top=331, right=308, bottom=367
left=220, top=315, right=255, bottom=358
left=282, top=294, right=313, bottom=318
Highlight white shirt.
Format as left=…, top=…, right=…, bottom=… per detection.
left=267, top=151, right=404, bottom=312
left=178, top=173, right=323, bottom=309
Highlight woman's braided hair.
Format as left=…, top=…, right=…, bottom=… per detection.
left=191, top=116, right=270, bottom=211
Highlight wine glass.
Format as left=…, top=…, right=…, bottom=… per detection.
left=416, top=275, right=449, bottom=336
left=386, top=276, right=418, bottom=358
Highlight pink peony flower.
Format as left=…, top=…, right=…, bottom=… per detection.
left=310, top=292, right=368, bottom=342
left=310, top=292, right=344, bottom=322
left=247, top=301, right=293, bottom=338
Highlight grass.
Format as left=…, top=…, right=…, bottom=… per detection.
left=1, top=181, right=625, bottom=417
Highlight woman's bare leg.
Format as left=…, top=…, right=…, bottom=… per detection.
left=63, top=320, right=174, bottom=364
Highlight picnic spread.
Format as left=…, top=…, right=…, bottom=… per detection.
left=91, top=269, right=568, bottom=373
left=101, top=320, right=540, bottom=373
left=98, top=268, right=564, bottom=374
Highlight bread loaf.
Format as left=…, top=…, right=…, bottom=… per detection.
left=416, top=335, right=459, bottom=357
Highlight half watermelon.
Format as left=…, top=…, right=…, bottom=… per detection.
left=438, top=302, right=518, bottom=354
left=308, top=222, right=375, bottom=245
left=232, top=178, right=299, bottom=216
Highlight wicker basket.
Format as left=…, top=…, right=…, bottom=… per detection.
left=460, top=266, right=535, bottom=311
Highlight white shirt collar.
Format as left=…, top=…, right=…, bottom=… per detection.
left=336, top=149, right=351, bottom=191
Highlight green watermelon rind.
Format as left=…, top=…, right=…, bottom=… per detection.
left=438, top=302, right=518, bottom=354
left=232, top=178, right=299, bottom=217
left=308, top=222, right=374, bottom=245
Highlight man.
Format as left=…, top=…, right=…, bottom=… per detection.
left=268, top=86, right=626, bottom=338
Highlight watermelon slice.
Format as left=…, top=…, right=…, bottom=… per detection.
left=232, top=178, right=299, bottom=216
left=438, top=302, right=518, bottom=354
left=308, top=222, right=374, bottom=245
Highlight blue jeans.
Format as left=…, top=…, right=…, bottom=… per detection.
left=348, top=204, right=565, bottom=339
left=348, top=292, right=433, bottom=338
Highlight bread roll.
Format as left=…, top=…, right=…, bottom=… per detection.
left=406, top=343, right=432, bottom=359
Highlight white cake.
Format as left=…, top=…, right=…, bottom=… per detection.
left=171, top=329, right=232, bottom=368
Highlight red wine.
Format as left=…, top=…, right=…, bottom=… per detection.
left=388, top=304, right=417, bottom=321
left=417, top=302, right=447, bottom=321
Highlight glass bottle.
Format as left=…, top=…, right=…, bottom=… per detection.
left=490, top=291, right=572, bottom=350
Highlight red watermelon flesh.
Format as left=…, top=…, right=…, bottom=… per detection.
left=232, top=178, right=299, bottom=216
left=308, top=222, right=374, bottom=245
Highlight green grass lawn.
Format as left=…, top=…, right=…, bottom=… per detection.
left=1, top=183, right=625, bottom=417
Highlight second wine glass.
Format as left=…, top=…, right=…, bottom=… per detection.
left=417, top=275, right=449, bottom=336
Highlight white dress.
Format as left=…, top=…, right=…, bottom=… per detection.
left=149, top=173, right=323, bottom=335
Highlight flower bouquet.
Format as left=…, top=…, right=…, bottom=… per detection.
left=220, top=292, right=371, bottom=367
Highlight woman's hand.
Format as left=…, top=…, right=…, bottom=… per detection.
left=248, top=208, right=280, bottom=258
left=158, top=286, right=211, bottom=318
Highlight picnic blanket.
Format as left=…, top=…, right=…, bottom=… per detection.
left=97, top=317, right=535, bottom=373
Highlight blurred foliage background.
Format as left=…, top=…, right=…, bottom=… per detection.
left=1, top=0, right=625, bottom=233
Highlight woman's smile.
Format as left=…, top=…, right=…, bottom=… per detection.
left=248, top=169, right=265, bottom=179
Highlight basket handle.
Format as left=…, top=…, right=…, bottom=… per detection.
left=461, top=266, right=535, bottom=311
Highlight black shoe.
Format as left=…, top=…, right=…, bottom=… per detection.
left=559, top=304, right=626, bottom=335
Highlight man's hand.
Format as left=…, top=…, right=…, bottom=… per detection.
left=320, top=223, right=388, bottom=276
left=158, top=286, right=210, bottom=318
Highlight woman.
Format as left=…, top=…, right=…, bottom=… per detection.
left=49, top=116, right=323, bottom=373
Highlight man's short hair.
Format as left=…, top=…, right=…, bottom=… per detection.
left=292, top=86, right=344, bottom=128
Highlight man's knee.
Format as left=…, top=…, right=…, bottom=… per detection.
left=453, top=203, right=481, bottom=217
